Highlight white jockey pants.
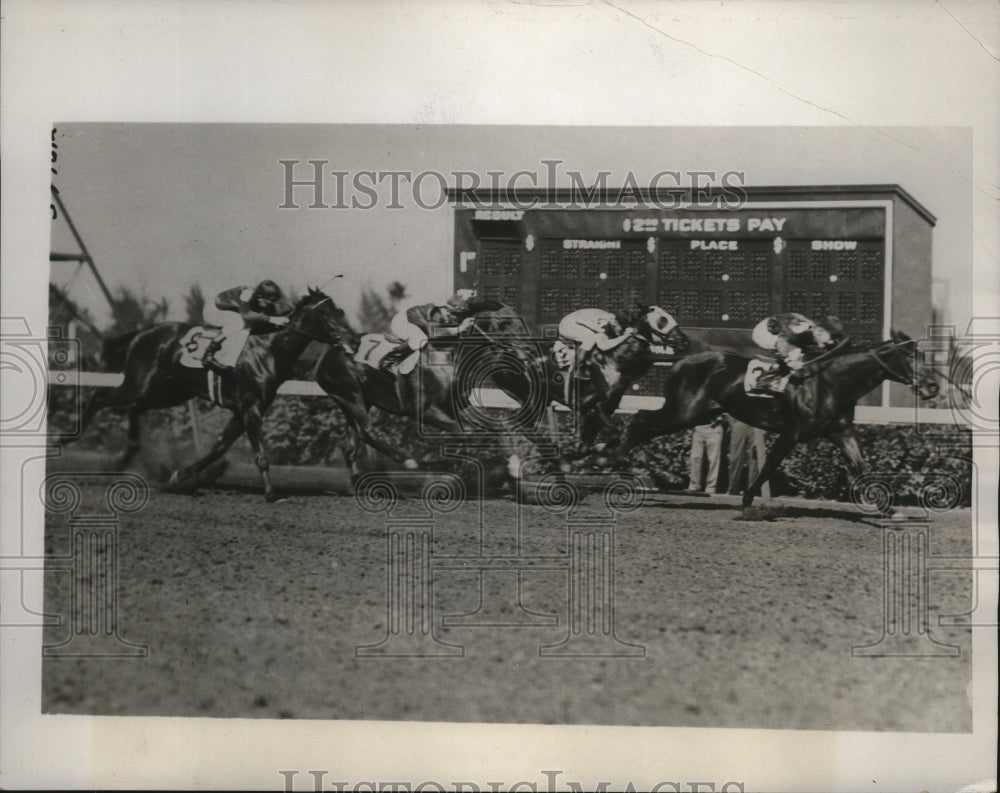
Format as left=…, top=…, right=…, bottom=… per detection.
left=390, top=313, right=429, bottom=351
left=203, top=306, right=250, bottom=367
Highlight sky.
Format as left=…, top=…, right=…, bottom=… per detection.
left=49, top=124, right=972, bottom=331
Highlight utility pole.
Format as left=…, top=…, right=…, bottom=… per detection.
left=50, top=185, right=126, bottom=328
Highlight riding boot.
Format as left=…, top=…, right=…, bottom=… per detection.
left=394, top=374, right=410, bottom=412
left=380, top=341, right=413, bottom=370
left=753, top=366, right=789, bottom=394
left=201, top=337, right=231, bottom=375
left=562, top=363, right=575, bottom=406
left=787, top=365, right=809, bottom=385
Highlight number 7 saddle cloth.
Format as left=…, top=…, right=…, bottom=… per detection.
left=354, top=332, right=421, bottom=375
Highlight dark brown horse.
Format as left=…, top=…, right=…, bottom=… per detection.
left=79, top=287, right=351, bottom=501
left=486, top=304, right=691, bottom=457
left=314, top=303, right=689, bottom=474
left=312, top=301, right=529, bottom=477
left=604, top=332, right=939, bottom=509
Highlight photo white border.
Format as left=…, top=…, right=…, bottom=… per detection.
left=2, top=1, right=997, bottom=790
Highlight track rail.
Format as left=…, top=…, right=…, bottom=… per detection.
left=50, top=370, right=965, bottom=425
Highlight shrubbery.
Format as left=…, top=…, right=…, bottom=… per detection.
left=50, top=386, right=972, bottom=507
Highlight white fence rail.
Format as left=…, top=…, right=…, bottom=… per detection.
left=52, top=371, right=965, bottom=425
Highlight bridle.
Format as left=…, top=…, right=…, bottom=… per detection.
left=870, top=339, right=920, bottom=390
left=634, top=309, right=680, bottom=346
left=287, top=294, right=348, bottom=343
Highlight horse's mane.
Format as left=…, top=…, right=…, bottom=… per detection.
left=465, top=298, right=507, bottom=314
left=814, top=336, right=910, bottom=359
left=795, top=336, right=908, bottom=378
left=611, top=301, right=665, bottom=333
left=292, top=287, right=332, bottom=312
left=290, top=287, right=359, bottom=341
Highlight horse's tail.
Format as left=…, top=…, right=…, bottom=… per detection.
left=100, top=331, right=140, bottom=372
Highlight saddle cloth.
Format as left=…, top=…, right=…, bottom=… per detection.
left=178, top=326, right=223, bottom=368
left=354, top=333, right=420, bottom=375
left=744, top=357, right=783, bottom=398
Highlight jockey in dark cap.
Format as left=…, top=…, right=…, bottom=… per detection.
left=202, top=280, right=293, bottom=374
left=379, top=289, right=478, bottom=370
left=376, top=289, right=478, bottom=409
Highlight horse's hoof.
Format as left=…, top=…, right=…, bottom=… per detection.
left=149, top=463, right=172, bottom=483
left=266, top=492, right=286, bottom=504
left=506, top=454, right=522, bottom=480
left=403, top=458, right=419, bottom=470
left=163, top=470, right=198, bottom=495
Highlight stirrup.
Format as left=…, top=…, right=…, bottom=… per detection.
left=757, top=374, right=789, bottom=393
left=380, top=345, right=411, bottom=370
left=206, top=370, right=226, bottom=406
left=202, top=354, right=230, bottom=376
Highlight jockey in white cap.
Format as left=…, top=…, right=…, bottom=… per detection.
left=749, top=312, right=844, bottom=392
left=557, top=308, right=636, bottom=355
left=552, top=307, right=637, bottom=403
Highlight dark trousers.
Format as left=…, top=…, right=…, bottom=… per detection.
left=727, top=420, right=770, bottom=497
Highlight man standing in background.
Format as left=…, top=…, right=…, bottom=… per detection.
left=687, top=415, right=726, bottom=494
left=727, top=418, right=770, bottom=499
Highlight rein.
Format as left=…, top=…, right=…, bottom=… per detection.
left=870, top=340, right=918, bottom=388
left=628, top=314, right=674, bottom=345
left=285, top=294, right=348, bottom=342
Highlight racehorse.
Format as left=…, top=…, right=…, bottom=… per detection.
left=603, top=331, right=939, bottom=509
left=315, top=302, right=690, bottom=475
left=486, top=303, right=691, bottom=457
left=79, top=287, right=351, bottom=502
left=312, top=299, right=529, bottom=477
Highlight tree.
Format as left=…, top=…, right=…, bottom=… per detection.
left=183, top=283, right=206, bottom=324
left=49, top=282, right=99, bottom=334
left=48, top=282, right=102, bottom=365
left=358, top=280, right=407, bottom=333
left=105, top=286, right=169, bottom=336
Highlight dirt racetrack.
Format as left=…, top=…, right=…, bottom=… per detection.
left=42, top=473, right=973, bottom=732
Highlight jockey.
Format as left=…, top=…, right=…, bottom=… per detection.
left=554, top=307, right=634, bottom=365
left=750, top=312, right=844, bottom=391
left=379, top=289, right=478, bottom=369
left=552, top=307, right=635, bottom=404
left=202, top=280, right=293, bottom=374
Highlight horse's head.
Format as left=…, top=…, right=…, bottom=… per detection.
left=288, top=287, right=355, bottom=346
left=632, top=302, right=690, bottom=354
left=872, top=330, right=939, bottom=400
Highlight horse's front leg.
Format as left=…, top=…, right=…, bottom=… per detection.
left=79, top=380, right=137, bottom=439
left=173, top=414, right=245, bottom=485
left=827, top=426, right=867, bottom=476
left=605, top=406, right=669, bottom=466
left=242, top=406, right=280, bottom=502
left=115, top=405, right=144, bottom=469
left=581, top=365, right=619, bottom=431
left=743, top=433, right=795, bottom=510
